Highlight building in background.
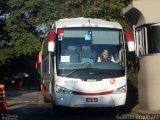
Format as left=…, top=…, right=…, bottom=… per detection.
left=123, top=0, right=160, bottom=114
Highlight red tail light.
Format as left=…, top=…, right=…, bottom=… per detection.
left=58, top=29, right=64, bottom=41
left=58, top=29, right=64, bottom=36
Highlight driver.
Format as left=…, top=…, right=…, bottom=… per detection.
left=97, top=49, right=118, bottom=63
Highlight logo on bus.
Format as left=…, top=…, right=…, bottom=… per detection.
left=65, top=80, right=78, bottom=84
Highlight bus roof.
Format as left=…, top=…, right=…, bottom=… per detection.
left=54, top=17, right=122, bottom=29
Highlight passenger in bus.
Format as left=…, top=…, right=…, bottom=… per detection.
left=97, top=49, right=119, bottom=63
left=138, top=45, right=144, bottom=56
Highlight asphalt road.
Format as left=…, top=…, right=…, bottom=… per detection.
left=5, top=103, right=124, bottom=120
left=1, top=81, right=140, bottom=120
left=2, top=102, right=154, bottom=120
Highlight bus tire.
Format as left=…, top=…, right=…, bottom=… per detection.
left=114, top=105, right=130, bottom=114
left=40, top=90, right=51, bottom=103
left=43, top=96, right=50, bottom=103
left=53, top=104, right=64, bottom=114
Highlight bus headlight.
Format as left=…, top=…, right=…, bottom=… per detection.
left=55, top=85, right=73, bottom=94
left=112, top=85, right=127, bottom=94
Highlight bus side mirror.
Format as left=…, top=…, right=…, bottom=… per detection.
left=125, top=30, right=135, bottom=52
left=48, top=30, right=56, bottom=52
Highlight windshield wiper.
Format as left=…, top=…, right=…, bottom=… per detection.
left=82, top=71, right=121, bottom=77
left=108, top=71, right=122, bottom=77
left=63, top=68, right=86, bottom=77
left=63, top=69, right=78, bottom=77
left=82, top=72, right=104, bottom=76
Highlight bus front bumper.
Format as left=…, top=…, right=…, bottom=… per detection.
left=54, top=93, right=126, bottom=107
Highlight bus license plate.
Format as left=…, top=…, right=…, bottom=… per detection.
left=86, top=98, right=98, bottom=102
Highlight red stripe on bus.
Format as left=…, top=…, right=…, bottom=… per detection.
left=72, top=90, right=112, bottom=96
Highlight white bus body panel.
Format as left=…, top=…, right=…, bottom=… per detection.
left=53, top=76, right=127, bottom=107
left=55, top=17, right=122, bottom=29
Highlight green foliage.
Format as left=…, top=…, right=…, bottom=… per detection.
left=1, top=0, right=58, bottom=65
left=4, top=8, right=41, bottom=56
left=128, top=68, right=137, bottom=88
left=127, top=52, right=138, bottom=88
left=0, top=48, right=13, bottom=65
left=83, top=0, right=132, bottom=27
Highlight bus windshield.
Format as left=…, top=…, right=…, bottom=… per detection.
left=56, top=27, right=125, bottom=79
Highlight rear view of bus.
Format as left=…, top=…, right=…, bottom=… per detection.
left=43, top=18, right=127, bottom=108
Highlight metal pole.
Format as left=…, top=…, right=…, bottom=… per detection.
left=49, top=52, right=51, bottom=74
left=40, top=39, right=44, bottom=78
left=82, top=5, right=84, bottom=16
left=105, top=9, right=106, bottom=19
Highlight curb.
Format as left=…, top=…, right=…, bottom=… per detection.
left=7, top=100, right=44, bottom=106
left=131, top=105, right=160, bottom=115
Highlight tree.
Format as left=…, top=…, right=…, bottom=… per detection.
left=0, top=0, right=59, bottom=65
left=82, top=0, right=132, bottom=27
left=0, top=0, right=9, bottom=16
left=0, top=0, right=11, bottom=65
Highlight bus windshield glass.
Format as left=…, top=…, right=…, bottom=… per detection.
left=56, top=27, right=125, bottom=79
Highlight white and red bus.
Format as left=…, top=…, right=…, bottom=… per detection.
left=40, top=17, right=127, bottom=108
